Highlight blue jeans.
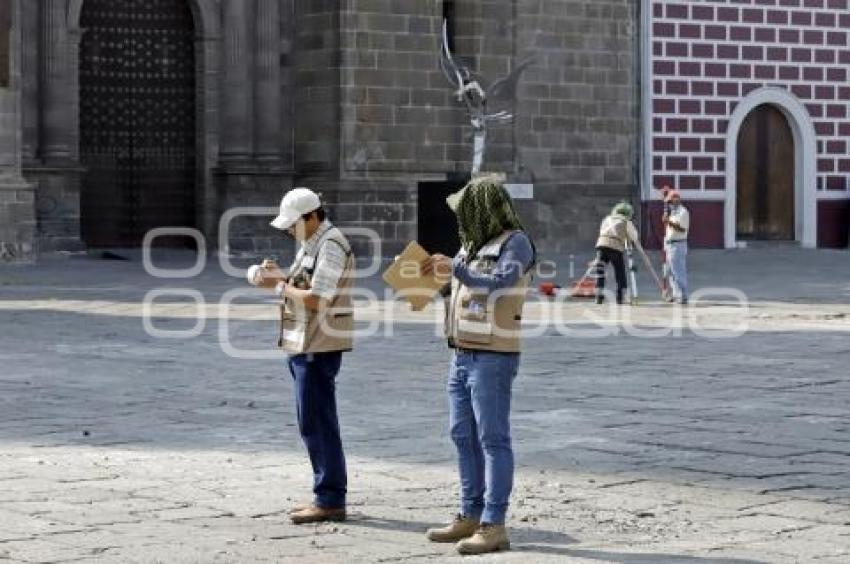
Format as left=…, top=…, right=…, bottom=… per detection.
left=448, top=350, right=519, bottom=525
left=665, top=240, right=688, bottom=300
left=288, top=352, right=347, bottom=509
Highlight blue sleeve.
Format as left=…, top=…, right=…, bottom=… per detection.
left=453, top=232, right=535, bottom=293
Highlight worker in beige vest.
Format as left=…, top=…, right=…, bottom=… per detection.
left=422, top=177, right=536, bottom=555
left=268, top=187, right=355, bottom=525
left=594, top=202, right=643, bottom=305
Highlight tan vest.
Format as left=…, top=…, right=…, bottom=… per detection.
left=278, top=228, right=354, bottom=355
left=446, top=231, right=530, bottom=353
left=596, top=215, right=628, bottom=252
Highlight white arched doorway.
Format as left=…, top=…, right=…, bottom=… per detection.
left=725, top=87, right=817, bottom=249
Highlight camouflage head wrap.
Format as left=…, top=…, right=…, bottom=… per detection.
left=447, top=175, right=525, bottom=259
left=612, top=201, right=634, bottom=220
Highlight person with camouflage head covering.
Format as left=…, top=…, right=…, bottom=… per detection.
left=594, top=201, right=643, bottom=305
left=422, top=176, right=535, bottom=555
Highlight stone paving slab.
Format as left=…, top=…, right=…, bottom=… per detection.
left=1, top=250, right=849, bottom=562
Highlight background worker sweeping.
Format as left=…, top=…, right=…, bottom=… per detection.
left=422, top=177, right=536, bottom=556
left=594, top=202, right=643, bottom=305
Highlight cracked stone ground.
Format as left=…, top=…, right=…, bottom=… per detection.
left=0, top=248, right=849, bottom=563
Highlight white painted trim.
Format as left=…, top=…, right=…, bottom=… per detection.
left=640, top=1, right=653, bottom=202
left=724, top=87, right=818, bottom=249
left=648, top=190, right=726, bottom=201
left=817, top=191, right=850, bottom=200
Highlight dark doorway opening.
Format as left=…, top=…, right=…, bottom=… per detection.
left=79, top=0, right=197, bottom=248
left=418, top=175, right=468, bottom=256
left=736, top=104, right=795, bottom=241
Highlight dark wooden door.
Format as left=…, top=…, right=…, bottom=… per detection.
left=0, top=0, right=10, bottom=87
left=736, top=104, right=795, bottom=240
left=79, top=0, right=196, bottom=248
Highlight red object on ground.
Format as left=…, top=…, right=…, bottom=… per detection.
left=570, top=277, right=597, bottom=298
left=539, top=282, right=558, bottom=296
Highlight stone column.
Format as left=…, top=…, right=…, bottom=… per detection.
left=19, top=0, right=36, bottom=161
left=254, top=0, right=282, bottom=164
left=39, top=0, right=73, bottom=162
left=0, top=0, right=37, bottom=262
left=220, top=0, right=254, bottom=163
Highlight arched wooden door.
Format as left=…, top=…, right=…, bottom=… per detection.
left=79, top=0, right=196, bottom=247
left=736, top=104, right=795, bottom=240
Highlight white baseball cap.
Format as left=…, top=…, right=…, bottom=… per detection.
left=270, top=187, right=322, bottom=230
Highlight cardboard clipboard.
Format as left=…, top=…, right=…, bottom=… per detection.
left=382, top=241, right=445, bottom=311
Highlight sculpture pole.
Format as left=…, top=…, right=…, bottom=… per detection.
left=439, top=21, right=532, bottom=176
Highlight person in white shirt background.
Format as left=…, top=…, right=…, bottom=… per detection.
left=662, top=189, right=690, bottom=305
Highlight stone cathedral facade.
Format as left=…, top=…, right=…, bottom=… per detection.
left=0, top=1, right=846, bottom=264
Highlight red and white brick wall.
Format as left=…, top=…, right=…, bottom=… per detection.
left=644, top=0, right=850, bottom=247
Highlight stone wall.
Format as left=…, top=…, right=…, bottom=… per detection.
left=514, top=0, right=641, bottom=253
left=296, top=0, right=641, bottom=257
left=4, top=0, right=642, bottom=259
left=0, top=0, right=36, bottom=263
left=294, top=0, right=342, bottom=174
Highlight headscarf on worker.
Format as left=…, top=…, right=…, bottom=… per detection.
left=612, top=201, right=634, bottom=220
left=448, top=175, right=527, bottom=261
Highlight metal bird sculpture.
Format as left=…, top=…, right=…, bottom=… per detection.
left=439, top=20, right=534, bottom=174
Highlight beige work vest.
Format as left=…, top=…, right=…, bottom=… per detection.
left=278, top=228, right=355, bottom=355
left=446, top=231, right=530, bottom=353
left=595, top=215, right=629, bottom=252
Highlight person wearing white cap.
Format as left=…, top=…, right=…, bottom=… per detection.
left=269, top=187, right=355, bottom=525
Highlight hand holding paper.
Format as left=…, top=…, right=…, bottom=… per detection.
left=421, top=254, right=453, bottom=284
left=382, top=242, right=447, bottom=311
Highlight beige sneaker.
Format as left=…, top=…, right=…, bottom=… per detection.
left=426, top=514, right=480, bottom=543
left=456, top=524, right=510, bottom=555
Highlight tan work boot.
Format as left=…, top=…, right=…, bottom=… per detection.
left=290, top=505, right=346, bottom=525
left=288, top=503, right=311, bottom=515
left=426, top=514, right=480, bottom=543
left=456, top=523, right=510, bottom=555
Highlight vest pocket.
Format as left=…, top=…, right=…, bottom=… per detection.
left=456, top=317, right=493, bottom=344
left=279, top=311, right=306, bottom=350
left=318, top=308, right=353, bottom=341
left=456, top=294, right=492, bottom=343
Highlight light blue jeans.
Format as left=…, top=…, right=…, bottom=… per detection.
left=447, top=350, right=519, bottom=525
left=665, top=240, right=689, bottom=300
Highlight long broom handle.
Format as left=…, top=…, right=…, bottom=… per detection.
left=636, top=246, right=666, bottom=295
left=625, top=243, right=639, bottom=300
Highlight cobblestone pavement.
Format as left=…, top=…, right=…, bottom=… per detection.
left=0, top=249, right=849, bottom=563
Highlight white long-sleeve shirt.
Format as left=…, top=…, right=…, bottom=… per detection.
left=665, top=206, right=690, bottom=242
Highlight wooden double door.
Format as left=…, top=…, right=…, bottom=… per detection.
left=79, top=0, right=197, bottom=247
left=736, top=104, right=795, bottom=241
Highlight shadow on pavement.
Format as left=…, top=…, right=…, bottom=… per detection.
left=343, top=515, right=764, bottom=563
left=344, top=512, right=577, bottom=545
left=533, top=548, right=765, bottom=563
